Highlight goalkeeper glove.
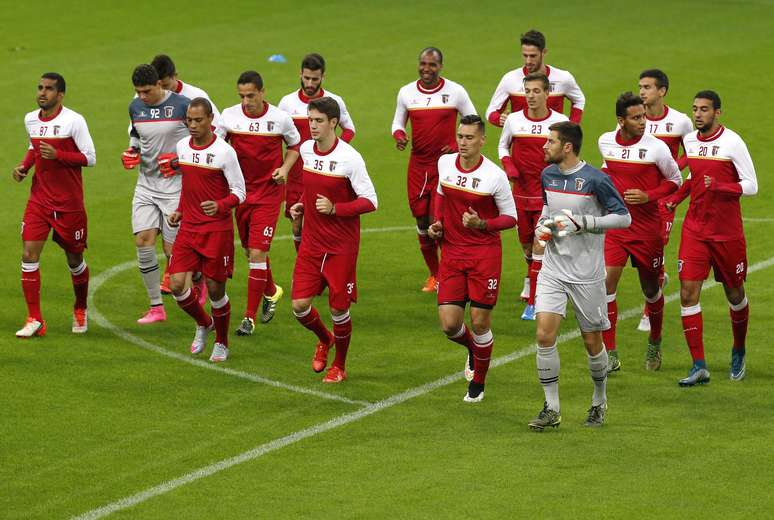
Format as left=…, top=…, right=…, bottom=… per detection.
left=535, top=218, right=556, bottom=247
left=121, top=147, right=140, bottom=169
left=158, top=153, right=180, bottom=177
left=553, top=209, right=598, bottom=237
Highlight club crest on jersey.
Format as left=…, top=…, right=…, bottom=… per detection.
left=53, top=125, right=60, bottom=136
left=329, top=161, right=337, bottom=172
left=639, top=148, right=647, bottom=160
left=267, top=121, right=275, bottom=132
left=206, top=153, right=214, bottom=165
left=666, top=122, right=673, bottom=133
left=575, top=177, right=585, bottom=191
left=442, top=94, right=449, bottom=104
left=472, top=178, right=480, bottom=189
left=164, top=106, right=174, bottom=118
left=549, top=82, right=556, bottom=92
left=712, top=146, right=720, bottom=156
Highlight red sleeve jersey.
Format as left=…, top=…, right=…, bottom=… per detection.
left=681, top=126, right=758, bottom=241
left=176, top=135, right=246, bottom=232
left=217, top=102, right=300, bottom=206
left=23, top=105, right=96, bottom=212
left=436, top=153, right=517, bottom=260
left=298, top=139, right=378, bottom=256
left=485, top=65, right=585, bottom=125
left=599, top=131, right=681, bottom=240
left=644, top=105, right=693, bottom=160
left=497, top=108, right=568, bottom=211
left=391, top=78, right=477, bottom=165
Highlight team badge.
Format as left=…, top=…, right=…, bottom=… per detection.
left=267, top=121, right=275, bottom=132
left=442, top=94, right=449, bottom=103
left=549, top=82, right=556, bottom=92
left=329, top=161, right=337, bottom=172
left=53, top=125, right=60, bottom=136
left=712, top=146, right=720, bottom=156
left=639, top=148, right=647, bottom=160
left=206, top=153, right=214, bottom=165
left=164, top=106, right=174, bottom=118
left=472, top=178, right=480, bottom=189
left=575, top=177, right=585, bottom=191
left=666, top=122, right=673, bottom=133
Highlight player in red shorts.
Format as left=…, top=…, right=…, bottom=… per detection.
left=13, top=73, right=97, bottom=337
left=598, top=93, right=680, bottom=373
left=392, top=47, right=476, bottom=292
left=217, top=71, right=301, bottom=335
left=665, top=90, right=757, bottom=385
left=429, top=115, right=517, bottom=402
left=290, top=97, right=377, bottom=383
left=163, top=98, right=246, bottom=362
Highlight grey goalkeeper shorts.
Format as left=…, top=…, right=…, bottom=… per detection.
left=131, top=186, right=180, bottom=244
left=535, top=272, right=610, bottom=332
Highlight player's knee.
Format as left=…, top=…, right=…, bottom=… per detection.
left=535, top=325, right=557, bottom=347
left=680, top=284, right=700, bottom=306
left=248, top=249, right=268, bottom=263
left=169, top=274, right=187, bottom=295
left=65, top=252, right=84, bottom=269
left=292, top=299, right=311, bottom=314
left=724, top=285, right=745, bottom=306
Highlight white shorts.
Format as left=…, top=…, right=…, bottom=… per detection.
left=132, top=187, right=180, bottom=244
left=535, top=272, right=609, bottom=332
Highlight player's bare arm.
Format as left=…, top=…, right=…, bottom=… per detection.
left=271, top=148, right=299, bottom=185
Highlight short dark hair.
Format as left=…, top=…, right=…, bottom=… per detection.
left=459, top=114, right=485, bottom=134
left=301, top=53, right=326, bottom=73
left=419, top=46, right=443, bottom=64
left=616, top=91, right=644, bottom=118
left=151, top=54, right=176, bottom=79
left=188, top=97, right=213, bottom=116
left=695, top=90, right=721, bottom=109
left=520, top=30, right=546, bottom=50
left=523, top=72, right=549, bottom=91
left=639, top=69, right=669, bottom=93
left=308, top=96, right=340, bottom=124
left=132, top=64, right=159, bottom=87
left=41, top=72, right=66, bottom=93
left=237, top=70, right=263, bottom=90
left=549, top=121, right=582, bottom=154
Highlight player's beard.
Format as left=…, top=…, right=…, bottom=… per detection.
left=301, top=80, right=321, bottom=97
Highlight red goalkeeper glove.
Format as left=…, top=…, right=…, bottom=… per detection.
left=121, top=147, right=140, bottom=169
left=158, top=153, right=180, bottom=177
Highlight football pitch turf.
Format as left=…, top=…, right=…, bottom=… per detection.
left=2, top=1, right=773, bottom=518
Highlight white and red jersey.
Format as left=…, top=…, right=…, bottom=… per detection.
left=599, top=131, right=681, bottom=240
left=175, top=135, right=246, bottom=232
left=216, top=102, right=300, bottom=206
left=486, top=65, right=585, bottom=125
left=497, top=108, right=568, bottom=211
left=23, top=105, right=96, bottom=212
left=172, top=80, right=221, bottom=124
left=392, top=78, right=476, bottom=164
left=436, top=154, right=517, bottom=260
left=681, top=126, right=757, bottom=241
left=298, top=139, right=378, bottom=256
left=644, top=105, right=693, bottom=160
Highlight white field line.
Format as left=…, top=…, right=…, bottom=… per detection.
left=73, top=254, right=774, bottom=520
left=88, top=262, right=369, bottom=407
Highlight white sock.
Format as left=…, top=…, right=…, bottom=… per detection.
left=588, top=349, right=608, bottom=406
left=537, top=344, right=560, bottom=412
left=137, top=246, right=162, bottom=306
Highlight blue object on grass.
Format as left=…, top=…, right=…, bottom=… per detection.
left=268, top=54, right=287, bottom=63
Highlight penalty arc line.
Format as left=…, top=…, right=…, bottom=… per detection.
left=73, top=254, right=774, bottom=520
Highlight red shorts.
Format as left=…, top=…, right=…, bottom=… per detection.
left=236, top=203, right=280, bottom=251
left=678, top=233, right=747, bottom=288
left=169, top=228, right=235, bottom=283
left=658, top=201, right=676, bottom=246
left=406, top=155, right=439, bottom=218
left=292, top=251, right=358, bottom=310
left=605, top=234, right=663, bottom=276
left=284, top=171, right=303, bottom=219
left=516, top=207, right=541, bottom=246
left=22, top=201, right=87, bottom=253
left=437, top=255, right=502, bottom=308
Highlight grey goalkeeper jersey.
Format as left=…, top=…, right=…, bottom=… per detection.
left=541, top=161, right=629, bottom=283
left=128, top=91, right=190, bottom=198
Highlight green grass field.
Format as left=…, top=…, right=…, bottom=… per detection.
left=2, top=1, right=774, bottom=518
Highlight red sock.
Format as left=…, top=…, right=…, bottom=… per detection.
left=175, top=288, right=211, bottom=327
left=730, top=300, right=749, bottom=352
left=211, top=297, right=231, bottom=346
left=245, top=264, right=267, bottom=319
left=472, top=331, right=494, bottom=385
left=528, top=256, right=542, bottom=305
left=646, top=292, right=664, bottom=342
left=21, top=263, right=42, bottom=320
left=447, top=324, right=473, bottom=349
left=332, top=312, right=352, bottom=370
left=264, top=257, right=277, bottom=296
left=602, top=296, right=617, bottom=351
left=71, top=263, right=89, bottom=310
left=295, top=307, right=332, bottom=344
left=681, top=306, right=704, bottom=362
left=418, top=232, right=439, bottom=276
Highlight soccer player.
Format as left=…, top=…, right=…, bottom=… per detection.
left=635, top=69, right=694, bottom=332
left=392, top=47, right=477, bottom=292
left=216, top=71, right=301, bottom=335
left=428, top=115, right=517, bottom=402
left=290, top=97, right=377, bottom=383
left=664, top=91, right=757, bottom=385
left=163, top=98, right=246, bottom=362
left=486, top=30, right=585, bottom=127
left=598, top=93, right=681, bottom=373
left=13, top=73, right=96, bottom=337
left=122, top=64, right=191, bottom=324
left=527, top=122, right=630, bottom=431
left=278, top=53, right=356, bottom=251
left=497, top=72, right=568, bottom=320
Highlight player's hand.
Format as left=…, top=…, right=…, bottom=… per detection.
left=462, top=207, right=484, bottom=230
left=428, top=221, right=443, bottom=239
left=12, top=164, right=29, bottom=182
left=535, top=218, right=556, bottom=246
left=200, top=200, right=218, bottom=216
left=315, top=194, right=335, bottom=215
left=704, top=175, right=712, bottom=189
left=553, top=209, right=591, bottom=237
left=289, top=202, right=304, bottom=220
left=394, top=130, right=408, bottom=151
left=664, top=200, right=677, bottom=212
left=272, top=167, right=288, bottom=184
left=121, top=147, right=140, bottom=169
left=499, top=111, right=510, bottom=126
left=158, top=153, right=180, bottom=177
left=38, top=141, right=58, bottom=160
left=167, top=211, right=182, bottom=227
left=623, top=189, right=649, bottom=205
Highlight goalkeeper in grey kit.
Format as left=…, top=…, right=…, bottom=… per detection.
left=528, top=121, right=631, bottom=431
